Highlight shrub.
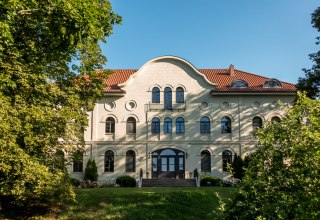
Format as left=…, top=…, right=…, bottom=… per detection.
left=200, top=176, right=222, bottom=186
left=116, top=176, right=136, bottom=187
left=231, top=154, right=244, bottom=180
left=70, top=178, right=80, bottom=187
left=84, top=159, right=98, bottom=181
left=225, top=93, right=320, bottom=219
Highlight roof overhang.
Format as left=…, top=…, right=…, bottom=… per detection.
left=210, top=90, right=296, bottom=96
left=103, top=92, right=126, bottom=97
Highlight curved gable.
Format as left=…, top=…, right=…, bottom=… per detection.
left=118, top=56, right=217, bottom=88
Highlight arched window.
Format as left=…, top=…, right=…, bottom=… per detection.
left=201, top=150, right=211, bottom=172
left=163, top=117, right=172, bottom=133
left=152, top=87, right=160, bottom=103
left=151, top=117, right=160, bottom=134
left=126, top=117, right=136, bottom=134
left=73, top=151, right=83, bottom=172
left=231, top=80, right=248, bottom=88
left=263, top=79, right=282, bottom=88
left=105, top=150, right=114, bottom=172
left=221, top=116, right=232, bottom=133
left=176, top=117, right=185, bottom=134
left=271, top=116, right=281, bottom=123
left=176, top=87, right=184, bottom=103
left=105, top=117, right=115, bottom=134
left=126, top=150, right=136, bottom=172
left=200, top=117, right=210, bottom=134
left=252, top=116, right=263, bottom=135
left=164, top=87, right=172, bottom=110
left=222, top=150, right=233, bottom=172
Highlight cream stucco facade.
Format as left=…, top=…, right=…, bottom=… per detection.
left=69, top=56, right=296, bottom=183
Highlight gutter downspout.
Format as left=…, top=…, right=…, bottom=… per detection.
left=145, top=106, right=149, bottom=178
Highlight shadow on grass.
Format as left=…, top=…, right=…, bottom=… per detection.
left=57, top=187, right=237, bottom=220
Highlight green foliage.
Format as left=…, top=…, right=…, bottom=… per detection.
left=297, top=7, right=320, bottom=99
left=84, top=159, right=98, bottom=181
left=200, top=176, right=223, bottom=186
left=116, top=176, right=137, bottom=187
left=70, top=178, right=80, bottom=188
left=225, top=93, right=320, bottom=219
left=231, top=154, right=245, bottom=180
left=0, top=0, right=121, bottom=212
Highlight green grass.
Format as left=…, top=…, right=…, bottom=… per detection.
left=52, top=187, right=237, bottom=220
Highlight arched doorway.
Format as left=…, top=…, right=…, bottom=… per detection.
left=152, top=148, right=185, bottom=179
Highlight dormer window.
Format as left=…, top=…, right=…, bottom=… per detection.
left=263, top=79, right=282, bottom=88
left=230, top=80, right=248, bottom=88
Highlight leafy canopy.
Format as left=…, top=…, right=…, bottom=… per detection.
left=0, top=0, right=121, bottom=211
left=225, top=93, right=320, bottom=219
left=297, top=7, right=320, bottom=99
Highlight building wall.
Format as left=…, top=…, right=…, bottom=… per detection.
left=68, top=58, right=295, bottom=183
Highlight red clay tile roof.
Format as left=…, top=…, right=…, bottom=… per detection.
left=103, top=69, right=137, bottom=93
left=103, top=69, right=296, bottom=93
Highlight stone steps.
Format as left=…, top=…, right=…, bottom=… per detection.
left=141, top=178, right=196, bottom=187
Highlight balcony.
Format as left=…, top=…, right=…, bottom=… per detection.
left=145, top=102, right=186, bottom=112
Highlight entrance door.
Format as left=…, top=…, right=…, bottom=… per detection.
left=160, top=156, right=175, bottom=178
left=152, top=148, right=185, bottom=179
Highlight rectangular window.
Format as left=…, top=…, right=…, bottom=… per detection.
left=176, top=123, right=185, bottom=133
left=179, top=158, right=184, bottom=171
left=106, top=123, right=115, bottom=133
left=200, top=123, right=210, bottom=134
left=161, top=158, right=167, bottom=171
left=164, top=122, right=172, bottom=133
left=152, top=157, right=158, bottom=172
left=126, top=122, right=136, bottom=134
left=169, top=158, right=175, bottom=171
left=152, top=122, right=160, bottom=133
left=73, top=152, right=83, bottom=172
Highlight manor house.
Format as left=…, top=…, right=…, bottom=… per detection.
left=69, top=56, right=296, bottom=183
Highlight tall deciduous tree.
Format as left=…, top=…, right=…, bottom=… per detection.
left=297, top=7, right=320, bottom=99
left=224, top=93, right=320, bottom=219
left=0, top=0, right=121, bottom=210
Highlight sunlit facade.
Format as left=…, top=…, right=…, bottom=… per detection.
left=68, top=56, right=296, bottom=183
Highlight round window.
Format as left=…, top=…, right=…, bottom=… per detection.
left=252, top=101, right=260, bottom=110
left=125, top=100, right=137, bottom=111
left=270, top=101, right=280, bottom=109
left=221, top=101, right=230, bottom=110
left=104, top=102, right=116, bottom=111
left=199, top=102, right=209, bottom=110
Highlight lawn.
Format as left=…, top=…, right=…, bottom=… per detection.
left=49, top=187, right=237, bottom=220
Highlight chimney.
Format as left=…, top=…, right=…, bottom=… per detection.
left=229, top=64, right=235, bottom=76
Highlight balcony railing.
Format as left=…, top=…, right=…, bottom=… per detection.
left=145, top=102, right=186, bottom=112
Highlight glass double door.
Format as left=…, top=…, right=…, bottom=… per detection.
left=152, top=148, right=185, bottom=179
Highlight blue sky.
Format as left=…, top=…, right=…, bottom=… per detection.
left=102, top=1, right=319, bottom=84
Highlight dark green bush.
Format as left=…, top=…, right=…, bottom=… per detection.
left=231, top=154, right=244, bottom=179
left=116, top=175, right=136, bottom=187
left=70, top=178, right=80, bottom=187
left=200, top=176, right=222, bottom=186
left=84, top=159, right=98, bottom=181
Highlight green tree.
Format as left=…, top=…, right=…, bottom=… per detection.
left=231, top=154, right=244, bottom=180
left=225, top=93, right=320, bottom=219
left=84, top=159, right=98, bottom=182
left=297, top=7, right=320, bottom=99
left=0, top=0, right=121, bottom=211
